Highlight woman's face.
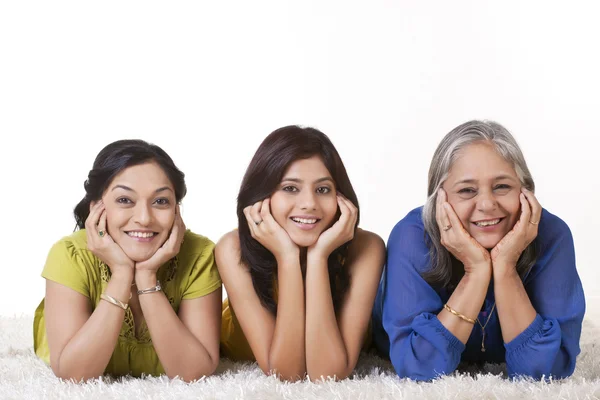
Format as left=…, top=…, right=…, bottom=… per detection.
left=269, top=155, right=339, bottom=248
left=442, top=142, right=522, bottom=249
left=100, top=162, right=177, bottom=262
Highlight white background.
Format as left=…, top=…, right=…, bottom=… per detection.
left=0, top=1, right=598, bottom=316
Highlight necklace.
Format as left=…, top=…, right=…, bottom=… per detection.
left=476, top=302, right=496, bottom=352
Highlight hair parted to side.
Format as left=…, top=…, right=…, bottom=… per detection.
left=237, top=125, right=360, bottom=314
left=421, top=120, right=537, bottom=287
left=73, top=139, right=187, bottom=230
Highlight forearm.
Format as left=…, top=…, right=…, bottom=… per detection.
left=55, top=272, right=131, bottom=380
left=268, top=256, right=306, bottom=380
left=135, top=272, right=217, bottom=381
left=493, top=265, right=536, bottom=343
left=305, top=254, right=349, bottom=380
left=437, top=266, right=491, bottom=344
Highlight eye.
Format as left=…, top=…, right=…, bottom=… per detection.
left=154, top=198, right=170, bottom=206
left=116, top=197, right=132, bottom=204
left=282, top=186, right=299, bottom=193
left=316, top=186, right=331, bottom=194
left=456, top=187, right=477, bottom=199
left=493, top=184, right=511, bottom=194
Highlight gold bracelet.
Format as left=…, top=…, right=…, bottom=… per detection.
left=101, top=293, right=129, bottom=310
left=443, top=303, right=476, bottom=324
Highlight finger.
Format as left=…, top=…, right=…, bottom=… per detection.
left=259, top=199, right=271, bottom=223
left=260, top=198, right=278, bottom=226
left=167, top=213, right=183, bottom=249
left=518, top=192, right=532, bottom=227
left=97, top=210, right=107, bottom=236
left=442, top=202, right=462, bottom=234
left=435, top=189, right=447, bottom=228
left=243, top=206, right=258, bottom=236
left=522, top=188, right=542, bottom=224
left=85, top=201, right=104, bottom=230
left=250, top=201, right=263, bottom=225
left=337, top=195, right=356, bottom=227
left=338, top=193, right=357, bottom=214
left=438, top=191, right=452, bottom=233
left=336, top=195, right=351, bottom=222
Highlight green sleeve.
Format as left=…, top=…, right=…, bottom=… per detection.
left=41, top=236, right=93, bottom=298
left=180, top=234, right=222, bottom=300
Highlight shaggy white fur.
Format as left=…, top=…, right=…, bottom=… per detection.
left=1, top=315, right=598, bottom=400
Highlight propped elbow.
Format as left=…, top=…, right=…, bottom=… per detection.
left=169, top=359, right=220, bottom=382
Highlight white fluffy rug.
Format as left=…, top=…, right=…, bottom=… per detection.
left=1, top=316, right=599, bottom=399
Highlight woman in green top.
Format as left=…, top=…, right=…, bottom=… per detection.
left=34, top=140, right=222, bottom=381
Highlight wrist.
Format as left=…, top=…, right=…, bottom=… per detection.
left=110, top=269, right=134, bottom=284
left=464, top=265, right=492, bottom=283
left=492, top=263, right=519, bottom=282
left=135, top=270, right=158, bottom=288
left=306, top=248, right=329, bottom=265
left=275, top=253, right=300, bottom=269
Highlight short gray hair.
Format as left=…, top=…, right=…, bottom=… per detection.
left=421, top=120, right=537, bottom=287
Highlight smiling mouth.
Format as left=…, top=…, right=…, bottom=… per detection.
left=290, top=217, right=320, bottom=225
left=126, top=231, right=158, bottom=238
left=472, top=218, right=503, bottom=227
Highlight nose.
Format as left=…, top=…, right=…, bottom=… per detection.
left=476, top=190, right=497, bottom=212
left=134, top=202, right=153, bottom=226
left=299, top=190, right=317, bottom=211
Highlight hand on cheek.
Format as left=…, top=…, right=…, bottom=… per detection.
left=436, top=189, right=491, bottom=276
left=490, top=188, right=541, bottom=274
left=135, top=205, right=185, bottom=274
left=85, top=200, right=135, bottom=277
left=308, top=193, right=357, bottom=259
left=244, top=199, right=299, bottom=263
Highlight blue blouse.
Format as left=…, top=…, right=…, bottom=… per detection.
left=372, top=207, right=585, bottom=381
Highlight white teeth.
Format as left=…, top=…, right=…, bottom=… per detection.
left=292, top=217, right=318, bottom=224
left=474, top=219, right=501, bottom=227
left=127, top=231, right=155, bottom=238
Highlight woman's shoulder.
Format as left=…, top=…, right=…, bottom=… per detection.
left=352, top=228, right=385, bottom=252
left=181, top=230, right=215, bottom=254
left=387, top=206, right=427, bottom=243
left=214, top=229, right=243, bottom=270
left=536, top=208, right=574, bottom=246
left=48, top=229, right=92, bottom=259
left=347, top=228, right=386, bottom=272
left=43, top=230, right=99, bottom=277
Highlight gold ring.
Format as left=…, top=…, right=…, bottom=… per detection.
left=529, top=220, right=539, bottom=225
left=443, top=225, right=452, bottom=231
left=98, top=230, right=105, bottom=237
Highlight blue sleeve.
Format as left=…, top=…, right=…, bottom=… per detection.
left=382, top=211, right=465, bottom=381
left=504, top=210, right=585, bottom=379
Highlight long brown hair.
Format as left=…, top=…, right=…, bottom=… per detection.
left=237, top=125, right=360, bottom=314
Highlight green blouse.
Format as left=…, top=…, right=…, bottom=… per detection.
left=33, top=229, right=221, bottom=377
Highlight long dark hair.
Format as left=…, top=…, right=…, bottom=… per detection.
left=74, top=139, right=187, bottom=229
left=237, top=125, right=360, bottom=314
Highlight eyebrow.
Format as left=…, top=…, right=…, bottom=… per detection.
left=111, top=185, right=173, bottom=193
left=452, top=174, right=518, bottom=187
left=281, top=177, right=334, bottom=184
